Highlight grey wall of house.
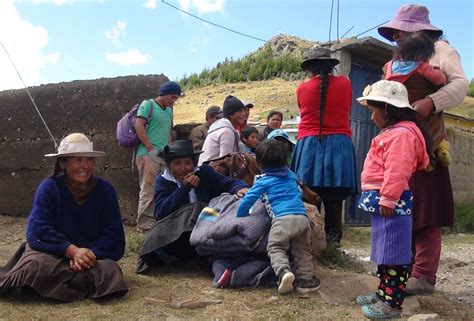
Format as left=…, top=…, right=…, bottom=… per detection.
left=0, top=74, right=168, bottom=224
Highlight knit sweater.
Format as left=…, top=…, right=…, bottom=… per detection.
left=26, top=175, right=125, bottom=261
left=360, top=121, right=429, bottom=209
left=428, top=41, right=469, bottom=112
left=236, top=166, right=306, bottom=218
left=154, top=164, right=248, bottom=220
left=296, top=75, right=352, bottom=139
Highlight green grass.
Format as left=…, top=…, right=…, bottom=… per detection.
left=452, top=203, right=474, bottom=233
left=448, top=96, right=474, bottom=119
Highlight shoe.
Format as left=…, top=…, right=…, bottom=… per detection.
left=295, top=276, right=321, bottom=293
left=356, top=294, right=380, bottom=306
left=361, top=301, right=401, bottom=319
left=405, top=277, right=435, bottom=295
left=278, top=270, right=295, bottom=294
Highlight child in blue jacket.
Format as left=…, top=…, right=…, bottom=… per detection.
left=236, top=139, right=320, bottom=294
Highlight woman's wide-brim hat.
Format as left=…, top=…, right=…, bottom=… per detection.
left=45, top=133, right=105, bottom=158
left=378, top=4, right=443, bottom=41
left=301, top=47, right=339, bottom=70
left=356, top=80, right=415, bottom=110
left=161, top=139, right=203, bottom=159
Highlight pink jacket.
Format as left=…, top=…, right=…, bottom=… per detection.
left=361, top=121, right=429, bottom=209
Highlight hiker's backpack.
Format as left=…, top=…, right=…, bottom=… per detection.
left=116, top=99, right=154, bottom=147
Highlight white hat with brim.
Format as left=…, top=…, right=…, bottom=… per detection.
left=356, top=80, right=414, bottom=110
left=45, top=133, right=105, bottom=158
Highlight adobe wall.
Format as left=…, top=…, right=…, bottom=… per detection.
left=448, top=129, right=474, bottom=204
left=0, top=75, right=168, bottom=224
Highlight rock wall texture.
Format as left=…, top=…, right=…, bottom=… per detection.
left=448, top=129, right=474, bottom=204
left=0, top=74, right=168, bottom=224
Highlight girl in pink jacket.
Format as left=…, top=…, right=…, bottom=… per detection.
left=354, top=80, right=430, bottom=319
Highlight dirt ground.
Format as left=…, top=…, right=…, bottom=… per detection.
left=0, top=215, right=472, bottom=320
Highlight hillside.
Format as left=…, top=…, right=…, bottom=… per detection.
left=174, top=79, right=474, bottom=132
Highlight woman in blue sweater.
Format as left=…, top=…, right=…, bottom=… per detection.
left=137, top=140, right=248, bottom=273
left=0, top=133, right=128, bottom=302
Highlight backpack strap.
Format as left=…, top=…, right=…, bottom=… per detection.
left=144, top=99, right=155, bottom=123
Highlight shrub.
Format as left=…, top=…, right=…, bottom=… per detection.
left=452, top=203, right=474, bottom=233
left=468, top=79, right=474, bottom=97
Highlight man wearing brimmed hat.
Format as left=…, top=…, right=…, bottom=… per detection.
left=378, top=4, right=469, bottom=295
left=198, top=95, right=247, bottom=165
left=134, top=80, right=182, bottom=233
left=188, top=105, right=224, bottom=150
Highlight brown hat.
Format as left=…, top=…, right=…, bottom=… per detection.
left=301, top=47, right=339, bottom=70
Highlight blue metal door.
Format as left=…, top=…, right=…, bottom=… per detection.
left=345, top=63, right=382, bottom=226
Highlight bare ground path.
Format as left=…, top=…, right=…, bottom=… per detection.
left=0, top=215, right=472, bottom=320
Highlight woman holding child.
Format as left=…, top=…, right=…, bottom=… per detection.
left=0, top=133, right=128, bottom=302
left=378, top=4, right=469, bottom=296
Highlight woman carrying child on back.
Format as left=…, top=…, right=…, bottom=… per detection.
left=236, top=139, right=319, bottom=294
left=355, top=80, right=430, bottom=319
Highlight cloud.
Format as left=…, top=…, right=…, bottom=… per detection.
left=142, top=0, right=157, bottom=10
left=104, top=20, right=127, bottom=48
left=105, top=49, right=151, bottom=66
left=0, top=1, right=59, bottom=90
left=178, top=0, right=224, bottom=14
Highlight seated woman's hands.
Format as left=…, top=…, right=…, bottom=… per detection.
left=65, top=245, right=96, bottom=272
left=236, top=188, right=248, bottom=198
left=183, top=172, right=200, bottom=188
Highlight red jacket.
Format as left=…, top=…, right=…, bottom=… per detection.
left=296, top=75, right=352, bottom=139
left=361, top=121, right=429, bottom=209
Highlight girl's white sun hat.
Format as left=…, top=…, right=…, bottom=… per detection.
left=357, top=80, right=415, bottom=110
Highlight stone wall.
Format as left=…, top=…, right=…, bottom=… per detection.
left=448, top=128, right=474, bottom=204
left=0, top=74, right=168, bottom=224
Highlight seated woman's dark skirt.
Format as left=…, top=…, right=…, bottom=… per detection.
left=0, top=243, right=128, bottom=302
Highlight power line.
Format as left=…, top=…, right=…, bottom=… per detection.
left=0, top=42, right=58, bottom=149
left=336, top=0, right=340, bottom=40
left=355, top=21, right=389, bottom=38
left=328, top=0, right=334, bottom=42
left=160, top=0, right=267, bottom=43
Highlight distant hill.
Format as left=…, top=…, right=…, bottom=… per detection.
left=179, top=34, right=317, bottom=89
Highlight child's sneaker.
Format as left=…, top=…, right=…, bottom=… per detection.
left=361, top=301, right=401, bottom=319
left=295, top=276, right=320, bottom=293
left=278, top=270, right=295, bottom=294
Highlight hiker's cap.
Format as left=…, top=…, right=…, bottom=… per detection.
left=206, top=106, right=224, bottom=118
left=301, top=47, right=339, bottom=70
left=378, top=4, right=443, bottom=41
left=161, top=140, right=203, bottom=159
left=356, top=80, right=414, bottom=110
left=267, top=129, right=295, bottom=146
left=45, top=133, right=105, bottom=158
left=241, top=100, right=254, bottom=108
left=159, top=81, right=182, bottom=97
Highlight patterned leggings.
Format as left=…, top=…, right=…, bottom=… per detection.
left=376, top=264, right=411, bottom=308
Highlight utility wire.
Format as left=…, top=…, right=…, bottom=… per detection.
left=355, top=21, right=389, bottom=38
left=336, top=0, right=340, bottom=40
left=328, top=0, right=334, bottom=41
left=341, top=26, right=354, bottom=39
left=0, top=42, right=58, bottom=149
left=161, top=0, right=267, bottom=43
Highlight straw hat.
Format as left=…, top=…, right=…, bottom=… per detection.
left=356, top=80, right=414, bottom=109
left=45, top=133, right=105, bottom=158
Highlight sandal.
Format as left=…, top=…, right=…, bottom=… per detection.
left=361, top=301, right=401, bottom=319
left=356, top=294, right=380, bottom=306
